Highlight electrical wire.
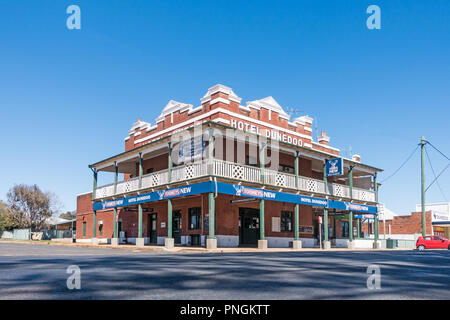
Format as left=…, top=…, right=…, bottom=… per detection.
left=425, top=146, right=448, bottom=201
left=426, top=141, right=450, bottom=162
left=380, top=145, right=419, bottom=184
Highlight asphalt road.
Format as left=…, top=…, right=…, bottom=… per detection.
left=1, top=242, right=449, bottom=300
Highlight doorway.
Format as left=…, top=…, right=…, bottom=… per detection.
left=173, top=210, right=182, bottom=244
left=239, top=208, right=260, bottom=246
left=148, top=213, right=157, bottom=244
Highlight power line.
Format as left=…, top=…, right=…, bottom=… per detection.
left=426, top=141, right=450, bottom=162
left=425, top=146, right=448, bottom=201
left=425, top=162, right=450, bottom=193
left=380, top=145, right=419, bottom=184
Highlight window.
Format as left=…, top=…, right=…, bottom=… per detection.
left=146, top=168, right=154, bottom=174
left=188, top=207, right=201, bottom=230
left=246, top=155, right=258, bottom=167
left=281, top=211, right=293, bottom=232
left=82, top=222, right=86, bottom=237
left=279, top=164, right=294, bottom=174
left=98, top=220, right=103, bottom=236
left=424, top=236, right=432, bottom=240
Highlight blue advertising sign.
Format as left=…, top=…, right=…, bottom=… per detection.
left=93, top=181, right=377, bottom=214
left=326, top=158, right=344, bottom=177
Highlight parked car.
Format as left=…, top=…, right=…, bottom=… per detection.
left=416, top=236, right=450, bottom=250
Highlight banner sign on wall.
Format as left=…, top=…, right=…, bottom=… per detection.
left=326, top=158, right=344, bottom=177
left=93, top=181, right=377, bottom=214
left=178, top=137, right=206, bottom=164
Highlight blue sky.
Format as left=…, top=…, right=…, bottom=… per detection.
left=0, top=0, right=449, bottom=214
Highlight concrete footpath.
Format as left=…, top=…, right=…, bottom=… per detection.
left=0, top=239, right=413, bottom=254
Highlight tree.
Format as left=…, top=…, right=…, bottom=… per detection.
left=0, top=200, right=17, bottom=231
left=6, top=184, right=60, bottom=230
left=60, top=211, right=76, bottom=220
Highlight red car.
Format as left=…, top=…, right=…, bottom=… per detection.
left=416, top=236, right=450, bottom=250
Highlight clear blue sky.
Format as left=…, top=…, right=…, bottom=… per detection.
left=0, top=0, right=449, bottom=214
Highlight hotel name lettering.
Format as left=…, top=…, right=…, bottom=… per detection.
left=230, top=119, right=304, bottom=146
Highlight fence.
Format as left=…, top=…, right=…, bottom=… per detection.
left=1, top=228, right=73, bottom=240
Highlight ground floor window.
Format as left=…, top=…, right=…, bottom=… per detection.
left=82, top=222, right=86, bottom=237
left=281, top=211, right=293, bottom=232
left=98, top=220, right=103, bottom=236
left=188, top=207, right=201, bottom=230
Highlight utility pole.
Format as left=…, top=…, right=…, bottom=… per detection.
left=421, top=136, right=426, bottom=236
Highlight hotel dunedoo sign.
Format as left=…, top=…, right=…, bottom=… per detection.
left=230, top=119, right=304, bottom=147
left=326, top=158, right=344, bottom=177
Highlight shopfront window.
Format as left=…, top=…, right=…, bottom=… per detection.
left=281, top=211, right=293, bottom=232
left=188, top=207, right=201, bottom=230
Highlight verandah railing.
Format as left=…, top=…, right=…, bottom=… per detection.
left=95, top=159, right=376, bottom=202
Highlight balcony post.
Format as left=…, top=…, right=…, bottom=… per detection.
left=206, top=192, right=217, bottom=249
left=138, top=153, right=143, bottom=189
left=208, top=128, right=214, bottom=175
left=373, top=173, right=380, bottom=249
left=348, top=166, right=353, bottom=248
left=165, top=199, right=174, bottom=249
left=111, top=162, right=119, bottom=245
left=136, top=154, right=144, bottom=247
left=92, top=168, right=97, bottom=244
left=168, top=142, right=173, bottom=183
left=259, top=142, right=267, bottom=184
left=323, top=160, right=330, bottom=249
left=293, top=151, right=302, bottom=249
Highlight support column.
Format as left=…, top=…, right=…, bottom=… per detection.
left=92, top=168, right=98, bottom=244
left=348, top=166, right=353, bottom=249
left=165, top=199, right=174, bottom=249
left=373, top=172, right=380, bottom=248
left=293, top=151, right=302, bottom=249
left=136, top=153, right=144, bottom=247
left=111, top=162, right=119, bottom=246
left=323, top=160, right=330, bottom=250
left=258, top=199, right=267, bottom=249
left=206, top=192, right=217, bottom=250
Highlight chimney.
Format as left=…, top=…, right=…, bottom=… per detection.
left=352, top=154, right=361, bottom=162
left=317, top=131, right=330, bottom=146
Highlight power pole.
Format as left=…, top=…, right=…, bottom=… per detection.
left=421, top=136, right=426, bottom=236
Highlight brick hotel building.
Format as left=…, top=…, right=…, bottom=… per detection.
left=76, top=84, right=382, bottom=249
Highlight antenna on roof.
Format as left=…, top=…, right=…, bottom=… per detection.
left=285, top=107, right=304, bottom=117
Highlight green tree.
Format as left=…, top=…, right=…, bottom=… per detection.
left=0, top=201, right=17, bottom=231
left=6, top=184, right=60, bottom=229
left=60, top=211, right=76, bottom=220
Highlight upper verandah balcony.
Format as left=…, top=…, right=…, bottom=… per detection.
left=90, top=122, right=382, bottom=204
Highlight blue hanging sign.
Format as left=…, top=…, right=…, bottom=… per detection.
left=326, top=158, right=344, bottom=177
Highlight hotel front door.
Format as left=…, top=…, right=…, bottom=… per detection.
left=239, top=208, right=260, bottom=246
left=148, top=213, right=157, bottom=244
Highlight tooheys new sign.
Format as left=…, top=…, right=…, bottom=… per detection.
left=326, top=158, right=344, bottom=177
left=93, top=181, right=377, bottom=214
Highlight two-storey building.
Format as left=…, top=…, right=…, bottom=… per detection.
left=76, top=84, right=382, bottom=249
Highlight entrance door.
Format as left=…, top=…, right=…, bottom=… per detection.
left=148, top=213, right=157, bottom=244
left=173, top=210, right=182, bottom=244
left=239, top=208, right=260, bottom=246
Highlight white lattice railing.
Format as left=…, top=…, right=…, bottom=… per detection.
left=213, top=159, right=261, bottom=184
left=94, top=159, right=376, bottom=202
left=171, top=161, right=209, bottom=183
left=298, top=176, right=326, bottom=194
